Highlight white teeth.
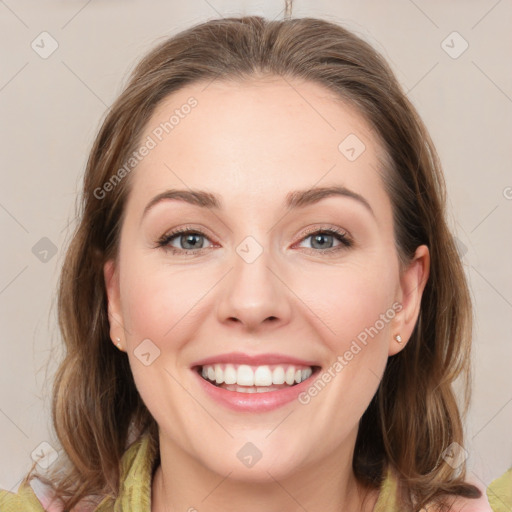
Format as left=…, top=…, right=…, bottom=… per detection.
left=254, top=366, right=273, bottom=386
left=272, top=366, right=285, bottom=385
left=285, top=366, right=296, bottom=385
left=302, top=367, right=312, bottom=381
left=222, top=384, right=288, bottom=393
left=223, top=364, right=237, bottom=385
left=200, top=363, right=315, bottom=388
left=215, top=364, right=223, bottom=384
left=237, top=365, right=254, bottom=386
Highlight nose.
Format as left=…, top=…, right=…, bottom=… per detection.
left=215, top=244, right=292, bottom=333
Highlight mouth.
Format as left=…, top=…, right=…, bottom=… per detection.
left=193, top=363, right=322, bottom=393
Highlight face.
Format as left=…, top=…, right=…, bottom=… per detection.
left=104, top=76, right=428, bottom=482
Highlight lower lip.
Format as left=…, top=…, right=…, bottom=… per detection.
left=192, top=367, right=321, bottom=413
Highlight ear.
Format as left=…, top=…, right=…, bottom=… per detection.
left=389, top=244, right=430, bottom=356
left=104, top=259, right=125, bottom=349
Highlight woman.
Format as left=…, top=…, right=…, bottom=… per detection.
left=0, top=12, right=502, bottom=512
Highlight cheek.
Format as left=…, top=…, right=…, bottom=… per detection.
left=290, top=262, right=398, bottom=448
left=296, top=259, right=397, bottom=350
left=120, top=260, right=204, bottom=343
left=119, top=260, right=204, bottom=432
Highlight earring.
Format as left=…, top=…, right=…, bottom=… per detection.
left=115, top=337, right=122, bottom=350
left=395, top=334, right=403, bottom=344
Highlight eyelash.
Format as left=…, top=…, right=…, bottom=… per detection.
left=155, top=225, right=353, bottom=256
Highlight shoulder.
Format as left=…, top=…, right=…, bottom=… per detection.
left=439, top=495, right=493, bottom=512
left=0, top=478, right=69, bottom=512
left=380, top=466, right=493, bottom=512
left=0, top=480, right=109, bottom=512
left=0, top=483, right=45, bottom=511
left=486, top=467, right=512, bottom=512
left=428, top=477, right=493, bottom=512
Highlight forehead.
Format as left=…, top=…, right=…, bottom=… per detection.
left=124, top=76, right=390, bottom=219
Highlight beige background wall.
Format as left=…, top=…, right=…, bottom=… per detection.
left=1, top=0, right=511, bottom=493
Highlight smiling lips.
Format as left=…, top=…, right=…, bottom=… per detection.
left=192, top=351, right=319, bottom=390
left=194, top=364, right=322, bottom=412
left=200, top=363, right=313, bottom=391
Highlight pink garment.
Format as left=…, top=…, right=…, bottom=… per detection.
left=28, top=479, right=102, bottom=512
left=29, top=478, right=64, bottom=511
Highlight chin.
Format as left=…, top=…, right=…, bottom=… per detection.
left=196, top=438, right=309, bottom=483
left=217, top=460, right=301, bottom=484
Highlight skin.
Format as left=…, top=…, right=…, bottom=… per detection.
left=104, top=75, right=431, bottom=512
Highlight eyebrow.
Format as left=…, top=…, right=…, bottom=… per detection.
left=141, top=185, right=375, bottom=219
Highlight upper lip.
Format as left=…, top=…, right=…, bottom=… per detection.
left=191, top=352, right=321, bottom=368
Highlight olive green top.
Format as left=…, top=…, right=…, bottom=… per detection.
left=486, top=467, right=512, bottom=512
left=0, top=434, right=508, bottom=511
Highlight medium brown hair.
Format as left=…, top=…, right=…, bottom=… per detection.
left=28, top=15, right=479, bottom=511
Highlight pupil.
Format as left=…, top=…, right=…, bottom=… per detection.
left=182, top=234, right=202, bottom=249
left=312, top=233, right=332, bottom=249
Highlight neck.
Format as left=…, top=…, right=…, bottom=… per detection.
left=151, top=427, right=379, bottom=512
